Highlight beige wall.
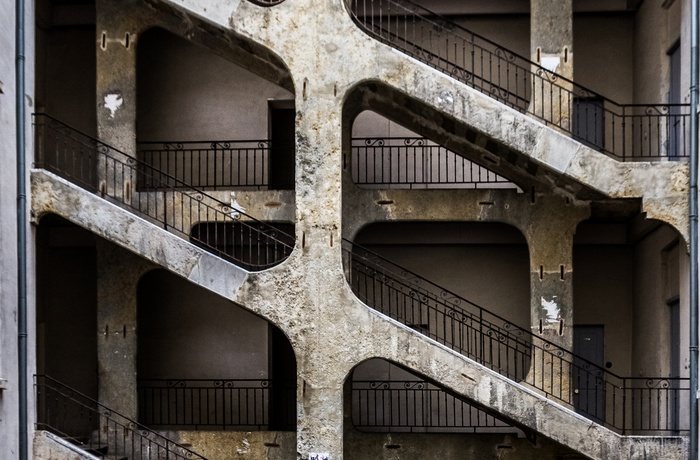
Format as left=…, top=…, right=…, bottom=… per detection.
left=574, top=14, right=634, bottom=103
left=633, top=0, right=682, bottom=103
left=137, top=269, right=269, bottom=379
left=136, top=28, right=293, bottom=142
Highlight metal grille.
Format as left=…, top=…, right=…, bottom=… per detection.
left=351, top=137, right=516, bottom=188
left=343, top=239, right=690, bottom=434
left=35, top=375, right=207, bottom=460
left=347, top=0, right=690, bottom=160
left=34, top=114, right=295, bottom=271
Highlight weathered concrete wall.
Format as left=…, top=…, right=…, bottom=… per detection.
left=33, top=431, right=99, bottom=460
left=27, top=0, right=695, bottom=459
left=31, top=168, right=691, bottom=459
left=96, top=238, right=154, bottom=418
left=344, top=430, right=584, bottom=459
left=158, top=430, right=296, bottom=459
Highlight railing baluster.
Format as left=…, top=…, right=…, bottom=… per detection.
left=346, top=0, right=689, bottom=160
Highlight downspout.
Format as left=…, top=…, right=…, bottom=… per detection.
left=690, top=0, right=698, bottom=458
left=15, top=0, right=27, bottom=458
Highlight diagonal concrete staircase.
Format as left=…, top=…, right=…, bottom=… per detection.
left=30, top=115, right=688, bottom=459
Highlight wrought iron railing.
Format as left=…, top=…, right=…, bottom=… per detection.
left=346, top=0, right=690, bottom=161
left=35, top=375, right=207, bottom=459
left=343, top=239, right=690, bottom=434
left=351, top=137, right=516, bottom=188
left=34, top=114, right=295, bottom=271
left=138, top=379, right=296, bottom=431
left=352, top=379, right=514, bottom=432
left=137, top=140, right=272, bottom=190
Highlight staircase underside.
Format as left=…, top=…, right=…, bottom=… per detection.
left=31, top=169, right=689, bottom=459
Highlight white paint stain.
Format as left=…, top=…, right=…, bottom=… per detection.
left=104, top=94, right=123, bottom=118
left=541, top=296, right=560, bottom=323
left=230, top=192, right=246, bottom=219
left=437, top=90, right=454, bottom=108
left=540, top=56, right=560, bottom=73
left=236, top=437, right=250, bottom=454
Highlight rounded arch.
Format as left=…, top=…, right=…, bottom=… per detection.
left=136, top=26, right=296, bottom=191
left=136, top=268, right=297, bottom=431
left=573, top=217, right=689, bottom=381
left=349, top=221, right=530, bottom=330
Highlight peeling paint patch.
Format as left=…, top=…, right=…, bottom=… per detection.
left=104, top=94, right=123, bottom=118
left=540, top=296, right=560, bottom=322
left=236, top=437, right=250, bottom=454
left=540, top=55, right=560, bottom=73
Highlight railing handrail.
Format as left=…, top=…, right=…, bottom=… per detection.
left=348, top=0, right=689, bottom=114
left=138, top=139, right=271, bottom=146
left=346, top=0, right=691, bottom=160
left=34, top=113, right=289, bottom=232
left=138, top=378, right=294, bottom=385
left=343, top=238, right=681, bottom=383
left=35, top=374, right=208, bottom=459
left=33, top=113, right=296, bottom=270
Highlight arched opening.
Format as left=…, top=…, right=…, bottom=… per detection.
left=573, top=217, right=689, bottom=433
left=136, top=27, right=295, bottom=191
left=349, top=110, right=519, bottom=190
left=137, top=269, right=297, bottom=433
left=343, top=222, right=531, bottom=381
left=343, top=359, right=582, bottom=459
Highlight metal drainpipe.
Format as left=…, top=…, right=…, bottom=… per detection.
left=691, top=0, right=699, bottom=458
left=15, top=0, right=28, bottom=458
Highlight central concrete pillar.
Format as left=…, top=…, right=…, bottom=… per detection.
left=530, top=0, right=574, bottom=128
left=523, top=195, right=588, bottom=404
left=96, top=0, right=142, bottom=202
left=96, top=240, right=153, bottom=418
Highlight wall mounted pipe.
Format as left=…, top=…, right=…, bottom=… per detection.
left=15, top=0, right=27, bottom=458
left=690, top=0, right=698, bottom=458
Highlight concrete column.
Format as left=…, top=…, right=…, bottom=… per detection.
left=523, top=195, right=588, bottom=403
left=96, top=239, right=153, bottom=417
left=288, top=51, right=346, bottom=455
left=530, top=0, right=574, bottom=128
left=96, top=0, right=140, bottom=202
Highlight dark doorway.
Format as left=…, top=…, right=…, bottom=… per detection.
left=573, top=325, right=605, bottom=423
left=269, top=326, right=297, bottom=430
left=572, top=97, right=604, bottom=150
left=269, top=101, right=295, bottom=189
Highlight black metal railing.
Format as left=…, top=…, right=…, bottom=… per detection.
left=352, top=379, right=514, bottom=432
left=343, top=239, right=690, bottom=434
left=346, top=0, right=690, bottom=161
left=138, top=379, right=296, bottom=431
left=351, top=137, right=515, bottom=188
left=34, top=114, right=295, bottom=271
left=36, top=375, right=207, bottom=459
left=137, top=140, right=272, bottom=190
